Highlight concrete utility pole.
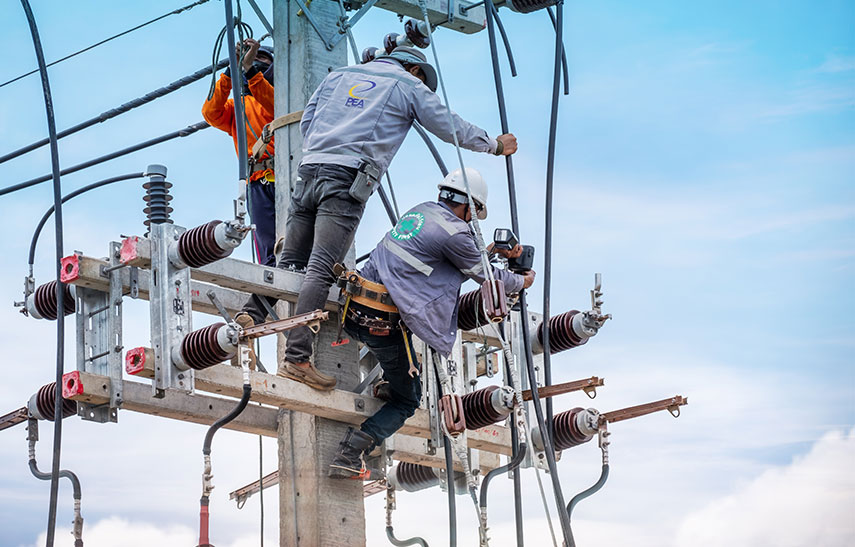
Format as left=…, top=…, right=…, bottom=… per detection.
left=273, top=2, right=362, bottom=546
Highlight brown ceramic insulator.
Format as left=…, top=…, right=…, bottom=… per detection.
left=507, top=0, right=558, bottom=14
left=176, top=220, right=233, bottom=268
left=396, top=462, right=439, bottom=491
left=33, top=281, right=75, bottom=320
left=462, top=385, right=506, bottom=430
left=457, top=288, right=490, bottom=331
left=180, top=323, right=232, bottom=370
left=35, top=382, right=76, bottom=421
left=551, top=407, right=594, bottom=451
left=538, top=310, right=587, bottom=354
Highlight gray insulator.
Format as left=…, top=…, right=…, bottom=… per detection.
left=142, top=164, right=173, bottom=230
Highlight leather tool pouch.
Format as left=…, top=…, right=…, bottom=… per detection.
left=348, top=160, right=381, bottom=203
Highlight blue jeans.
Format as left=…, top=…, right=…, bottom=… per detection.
left=344, top=317, right=422, bottom=444
left=247, top=178, right=277, bottom=267
left=241, top=164, right=364, bottom=362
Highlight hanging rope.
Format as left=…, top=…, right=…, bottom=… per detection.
left=415, top=0, right=496, bottom=290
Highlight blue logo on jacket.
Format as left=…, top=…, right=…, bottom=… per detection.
left=345, top=79, right=376, bottom=109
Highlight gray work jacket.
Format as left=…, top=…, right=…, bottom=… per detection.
left=300, top=60, right=497, bottom=173
left=360, top=201, right=524, bottom=356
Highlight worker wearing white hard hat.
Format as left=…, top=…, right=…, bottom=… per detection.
left=437, top=167, right=489, bottom=220
left=327, top=167, right=534, bottom=479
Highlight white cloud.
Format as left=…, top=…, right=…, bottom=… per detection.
left=673, top=428, right=855, bottom=547
left=22, top=516, right=275, bottom=547
left=815, top=54, right=855, bottom=74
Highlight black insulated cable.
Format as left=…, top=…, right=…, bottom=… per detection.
left=431, top=360, right=457, bottom=547
left=0, top=0, right=212, bottom=90
left=0, top=122, right=209, bottom=198
left=478, top=348, right=527, bottom=543
left=0, top=61, right=227, bottom=166
left=541, top=1, right=576, bottom=545
left=19, top=1, right=66, bottom=545
left=386, top=527, right=429, bottom=547
left=385, top=172, right=401, bottom=219
left=546, top=7, right=570, bottom=95
left=199, top=383, right=252, bottom=546
left=488, top=1, right=518, bottom=77
left=28, top=173, right=146, bottom=270
left=377, top=185, right=399, bottom=225
left=567, top=464, right=609, bottom=519
left=484, top=0, right=575, bottom=544
left=482, top=4, right=526, bottom=542
left=28, top=421, right=83, bottom=547
left=412, top=123, right=449, bottom=177
left=222, top=0, right=250, bottom=182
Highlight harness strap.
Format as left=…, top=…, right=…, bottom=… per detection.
left=250, top=109, right=304, bottom=161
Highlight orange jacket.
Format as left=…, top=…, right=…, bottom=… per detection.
left=202, top=72, right=275, bottom=177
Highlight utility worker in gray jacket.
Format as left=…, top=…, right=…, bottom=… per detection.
left=237, top=46, right=518, bottom=390
left=328, top=168, right=535, bottom=479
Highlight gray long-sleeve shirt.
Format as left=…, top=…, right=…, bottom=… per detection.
left=300, top=59, right=497, bottom=173
left=360, top=201, right=524, bottom=356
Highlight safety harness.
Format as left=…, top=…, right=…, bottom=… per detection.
left=335, top=266, right=419, bottom=377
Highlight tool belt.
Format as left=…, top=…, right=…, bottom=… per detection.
left=336, top=270, right=398, bottom=313
left=345, top=301, right=400, bottom=331
left=336, top=269, right=399, bottom=332
left=335, top=268, right=420, bottom=377
left=249, top=157, right=274, bottom=183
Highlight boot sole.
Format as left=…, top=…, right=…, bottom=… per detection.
left=329, top=464, right=370, bottom=480
left=278, top=369, right=336, bottom=391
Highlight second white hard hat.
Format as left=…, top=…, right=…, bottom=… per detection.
left=438, top=167, right=488, bottom=220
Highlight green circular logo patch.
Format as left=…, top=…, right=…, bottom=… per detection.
left=391, top=212, right=425, bottom=241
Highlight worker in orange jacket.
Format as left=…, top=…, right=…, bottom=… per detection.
left=202, top=38, right=277, bottom=267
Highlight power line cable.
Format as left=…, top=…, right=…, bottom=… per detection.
left=19, top=1, right=66, bottom=545
left=1, top=0, right=212, bottom=90
left=0, top=121, right=209, bottom=197
left=0, top=60, right=227, bottom=166
left=28, top=173, right=146, bottom=272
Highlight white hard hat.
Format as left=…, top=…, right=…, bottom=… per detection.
left=438, top=167, right=488, bottom=220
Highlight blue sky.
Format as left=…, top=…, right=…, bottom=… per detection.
left=0, top=1, right=853, bottom=546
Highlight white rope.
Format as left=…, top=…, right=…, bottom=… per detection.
left=490, top=321, right=559, bottom=547
left=416, top=0, right=496, bottom=287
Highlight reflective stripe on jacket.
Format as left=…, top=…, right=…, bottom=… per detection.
left=360, top=201, right=524, bottom=355
left=202, top=72, right=275, bottom=174
left=300, top=60, right=497, bottom=173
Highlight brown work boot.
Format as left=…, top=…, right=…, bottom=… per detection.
left=230, top=313, right=257, bottom=370
left=273, top=236, right=285, bottom=259
left=277, top=360, right=337, bottom=391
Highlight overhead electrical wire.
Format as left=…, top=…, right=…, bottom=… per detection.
left=482, top=1, right=576, bottom=545
left=0, top=60, right=227, bottom=166
left=0, top=121, right=209, bottom=198
left=488, top=1, right=517, bottom=77
left=0, top=0, right=212, bottom=90
left=28, top=173, right=146, bottom=273
left=412, top=122, right=449, bottom=177
left=19, top=1, right=67, bottom=545
left=546, top=7, right=570, bottom=95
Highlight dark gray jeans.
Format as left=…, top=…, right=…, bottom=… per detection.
left=241, top=163, right=364, bottom=362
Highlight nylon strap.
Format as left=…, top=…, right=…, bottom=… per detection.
left=251, top=109, right=304, bottom=160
